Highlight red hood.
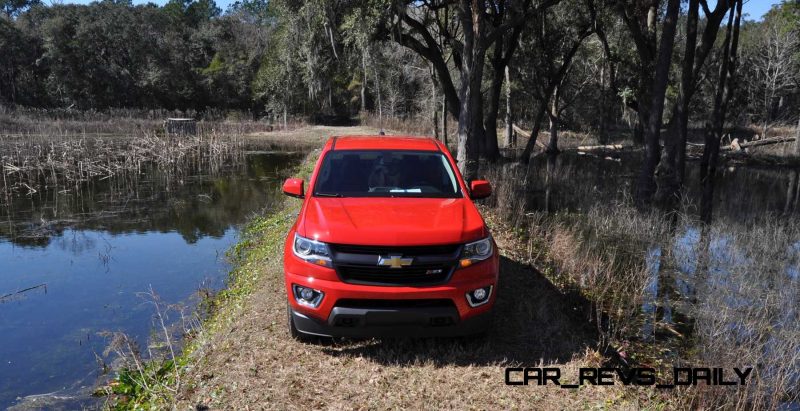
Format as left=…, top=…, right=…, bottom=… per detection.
left=297, top=197, right=487, bottom=246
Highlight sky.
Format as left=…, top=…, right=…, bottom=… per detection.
left=54, top=0, right=785, bottom=21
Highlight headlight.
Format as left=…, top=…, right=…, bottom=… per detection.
left=459, top=236, right=493, bottom=268
left=292, top=233, right=332, bottom=267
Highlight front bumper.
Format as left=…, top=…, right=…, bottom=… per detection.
left=283, top=233, right=500, bottom=338
left=290, top=305, right=493, bottom=338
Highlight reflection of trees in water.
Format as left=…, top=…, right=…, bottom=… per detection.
left=488, top=151, right=800, bottom=405
left=0, top=152, right=302, bottom=247
left=519, top=151, right=799, bottom=220
left=54, top=231, right=98, bottom=255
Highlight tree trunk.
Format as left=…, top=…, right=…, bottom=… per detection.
left=521, top=103, right=547, bottom=163
left=700, top=0, right=742, bottom=223
left=433, top=97, right=440, bottom=139
left=598, top=60, right=608, bottom=144
left=483, top=42, right=504, bottom=160
left=456, top=0, right=487, bottom=181
left=374, top=62, right=383, bottom=131
left=442, top=93, right=448, bottom=146
left=544, top=153, right=557, bottom=213
left=637, top=0, right=681, bottom=204
left=785, top=170, right=799, bottom=213
left=795, top=117, right=800, bottom=156
left=360, top=51, right=367, bottom=113
left=504, top=65, right=513, bottom=148
left=656, top=0, right=699, bottom=205
left=676, top=0, right=701, bottom=179
left=432, top=68, right=439, bottom=140
left=546, top=85, right=560, bottom=154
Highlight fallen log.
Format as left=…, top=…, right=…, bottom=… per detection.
left=722, top=135, right=796, bottom=151
left=512, top=124, right=546, bottom=148
left=576, top=144, right=625, bottom=150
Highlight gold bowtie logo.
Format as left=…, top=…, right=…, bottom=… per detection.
left=378, top=255, right=413, bottom=269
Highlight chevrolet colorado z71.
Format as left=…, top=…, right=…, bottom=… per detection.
left=282, top=136, right=498, bottom=338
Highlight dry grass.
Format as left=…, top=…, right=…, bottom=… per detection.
left=244, top=125, right=385, bottom=151
left=168, top=174, right=663, bottom=409
left=77, top=123, right=796, bottom=409
left=483, top=157, right=800, bottom=409
left=85, top=148, right=657, bottom=409
left=681, top=218, right=800, bottom=409
left=360, top=114, right=445, bottom=138
left=167, top=129, right=798, bottom=409
left=0, top=131, right=244, bottom=203
left=0, top=106, right=279, bottom=138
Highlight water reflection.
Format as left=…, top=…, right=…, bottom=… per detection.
left=524, top=151, right=800, bottom=218
left=0, top=151, right=302, bottom=408
left=641, top=246, right=662, bottom=342
left=521, top=150, right=800, bottom=405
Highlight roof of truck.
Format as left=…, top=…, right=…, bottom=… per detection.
left=326, top=136, right=442, bottom=152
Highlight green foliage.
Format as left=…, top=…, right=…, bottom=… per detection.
left=1, top=0, right=39, bottom=18
left=0, top=0, right=267, bottom=112
left=1, top=0, right=433, bottom=121
left=4, top=0, right=795, bottom=133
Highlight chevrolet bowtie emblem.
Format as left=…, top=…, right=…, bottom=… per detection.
left=377, top=255, right=413, bottom=269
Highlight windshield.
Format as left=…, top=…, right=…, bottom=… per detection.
left=313, top=150, right=462, bottom=198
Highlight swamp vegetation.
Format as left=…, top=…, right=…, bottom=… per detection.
left=0, top=120, right=303, bottom=408
left=0, top=116, right=796, bottom=409
left=0, top=0, right=799, bottom=408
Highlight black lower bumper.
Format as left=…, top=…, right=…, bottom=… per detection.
left=290, top=305, right=492, bottom=338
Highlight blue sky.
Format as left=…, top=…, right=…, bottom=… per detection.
left=716, top=0, right=783, bottom=21
left=55, top=0, right=785, bottom=21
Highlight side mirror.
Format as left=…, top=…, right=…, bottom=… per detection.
left=470, top=180, right=492, bottom=199
left=283, top=178, right=304, bottom=198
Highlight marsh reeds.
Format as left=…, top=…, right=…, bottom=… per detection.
left=0, top=130, right=245, bottom=205
left=483, top=156, right=800, bottom=409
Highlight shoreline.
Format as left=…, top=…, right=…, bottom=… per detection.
left=72, top=126, right=797, bottom=409
left=99, top=146, right=653, bottom=409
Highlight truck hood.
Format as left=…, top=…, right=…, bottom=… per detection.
left=297, top=197, right=487, bottom=246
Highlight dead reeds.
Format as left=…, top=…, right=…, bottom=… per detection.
left=0, top=130, right=244, bottom=204
left=483, top=157, right=800, bottom=409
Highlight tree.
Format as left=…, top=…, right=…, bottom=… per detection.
left=743, top=14, right=799, bottom=138
left=656, top=0, right=732, bottom=205
left=383, top=0, right=559, bottom=179
left=517, top=0, right=592, bottom=160
left=699, top=0, right=743, bottom=223
left=1, top=0, right=39, bottom=18
left=613, top=0, right=682, bottom=203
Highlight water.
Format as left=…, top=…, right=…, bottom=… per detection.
left=523, top=151, right=800, bottom=217
left=0, top=151, right=302, bottom=409
left=521, top=151, right=800, bottom=405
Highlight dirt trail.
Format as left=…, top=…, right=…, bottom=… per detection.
left=246, top=125, right=400, bottom=150
left=174, top=198, right=652, bottom=409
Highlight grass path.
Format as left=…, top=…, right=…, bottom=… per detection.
left=168, top=139, right=665, bottom=409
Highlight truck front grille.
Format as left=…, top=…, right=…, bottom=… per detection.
left=329, top=243, right=462, bottom=286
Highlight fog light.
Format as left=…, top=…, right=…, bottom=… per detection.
left=466, top=285, right=493, bottom=307
left=292, top=284, right=324, bottom=308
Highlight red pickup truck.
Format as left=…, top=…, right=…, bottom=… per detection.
left=281, top=136, right=498, bottom=339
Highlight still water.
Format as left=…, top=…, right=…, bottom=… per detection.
left=0, top=151, right=302, bottom=408
left=521, top=151, right=799, bottom=406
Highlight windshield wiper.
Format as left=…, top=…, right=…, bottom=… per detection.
left=315, top=193, right=343, bottom=197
